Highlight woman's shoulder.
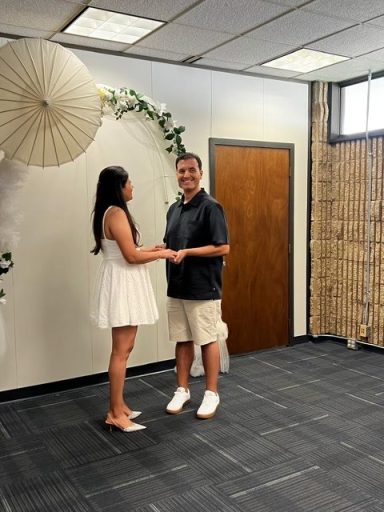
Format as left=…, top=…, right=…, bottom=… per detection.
left=106, top=206, right=125, bottom=218
left=105, top=206, right=128, bottom=228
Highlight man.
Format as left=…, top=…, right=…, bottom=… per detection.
left=164, top=152, right=230, bottom=419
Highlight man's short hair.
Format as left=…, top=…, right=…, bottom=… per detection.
left=175, top=152, right=202, bottom=170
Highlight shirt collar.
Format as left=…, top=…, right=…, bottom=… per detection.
left=177, top=188, right=206, bottom=208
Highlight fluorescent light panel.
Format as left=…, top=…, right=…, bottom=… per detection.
left=64, top=7, right=164, bottom=44
left=262, top=49, right=349, bottom=73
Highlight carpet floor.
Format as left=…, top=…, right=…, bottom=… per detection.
left=1, top=341, right=384, bottom=511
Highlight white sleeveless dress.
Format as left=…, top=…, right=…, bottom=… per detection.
left=91, top=207, right=159, bottom=328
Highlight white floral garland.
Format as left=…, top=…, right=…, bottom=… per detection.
left=97, top=84, right=186, bottom=155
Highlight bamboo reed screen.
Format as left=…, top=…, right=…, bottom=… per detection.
left=310, top=81, right=384, bottom=346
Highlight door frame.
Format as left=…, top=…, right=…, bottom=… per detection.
left=209, top=137, right=295, bottom=347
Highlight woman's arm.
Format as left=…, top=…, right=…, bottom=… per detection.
left=108, top=208, right=175, bottom=264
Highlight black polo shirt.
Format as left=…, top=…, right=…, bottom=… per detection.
left=164, top=189, right=229, bottom=300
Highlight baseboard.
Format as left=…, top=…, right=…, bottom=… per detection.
left=293, top=335, right=311, bottom=344
left=0, top=358, right=176, bottom=403
left=308, top=334, right=384, bottom=353
left=308, top=334, right=347, bottom=345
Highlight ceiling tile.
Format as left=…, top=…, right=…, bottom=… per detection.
left=2, top=0, right=384, bottom=82
left=51, top=32, right=130, bottom=52
left=175, top=0, right=290, bottom=35
left=366, top=15, right=384, bottom=29
left=0, top=25, right=55, bottom=39
left=362, top=47, right=384, bottom=62
left=196, top=57, right=247, bottom=70
left=88, top=0, right=198, bottom=21
left=305, top=0, right=384, bottom=22
left=125, top=45, right=189, bottom=62
left=247, top=10, right=354, bottom=46
left=265, top=0, right=309, bottom=5
left=134, top=23, right=233, bottom=55
left=245, top=64, right=299, bottom=78
left=308, top=25, right=384, bottom=58
left=295, top=55, right=382, bottom=82
left=0, top=0, right=83, bottom=32
left=205, top=36, right=296, bottom=65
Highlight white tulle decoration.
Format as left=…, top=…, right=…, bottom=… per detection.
left=0, top=307, right=5, bottom=358
left=0, top=153, right=29, bottom=252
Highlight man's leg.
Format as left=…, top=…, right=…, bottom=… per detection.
left=166, top=340, right=193, bottom=414
left=176, top=340, right=194, bottom=389
left=201, top=340, right=220, bottom=392
left=166, top=298, right=193, bottom=414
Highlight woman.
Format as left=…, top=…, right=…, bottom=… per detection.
left=91, top=166, right=175, bottom=432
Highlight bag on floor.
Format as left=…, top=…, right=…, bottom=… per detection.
left=190, top=319, right=229, bottom=377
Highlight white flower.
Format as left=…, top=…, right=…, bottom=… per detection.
left=164, top=118, right=176, bottom=131
left=156, top=102, right=167, bottom=116
left=104, top=90, right=114, bottom=101
left=98, top=87, right=113, bottom=102
left=119, top=94, right=137, bottom=108
left=0, top=259, right=11, bottom=269
left=0, top=297, right=6, bottom=304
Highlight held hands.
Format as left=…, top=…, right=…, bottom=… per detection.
left=154, top=244, right=186, bottom=263
left=171, top=249, right=187, bottom=264
left=158, top=248, right=177, bottom=260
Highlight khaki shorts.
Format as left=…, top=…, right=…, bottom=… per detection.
left=167, top=298, right=222, bottom=346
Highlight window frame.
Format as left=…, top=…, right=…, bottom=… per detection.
left=328, top=71, right=384, bottom=144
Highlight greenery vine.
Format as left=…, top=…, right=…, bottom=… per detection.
left=98, top=85, right=186, bottom=155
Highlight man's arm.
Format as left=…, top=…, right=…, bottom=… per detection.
left=172, top=244, right=230, bottom=264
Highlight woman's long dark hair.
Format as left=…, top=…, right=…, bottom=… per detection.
left=91, top=166, right=140, bottom=255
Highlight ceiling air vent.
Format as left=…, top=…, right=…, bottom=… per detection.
left=182, top=55, right=202, bottom=64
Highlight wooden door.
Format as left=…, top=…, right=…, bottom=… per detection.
left=210, top=141, right=292, bottom=354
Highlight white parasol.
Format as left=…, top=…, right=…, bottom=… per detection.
left=0, top=38, right=101, bottom=167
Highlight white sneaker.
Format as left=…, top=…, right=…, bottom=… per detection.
left=196, top=390, right=220, bottom=419
left=166, top=387, right=191, bottom=414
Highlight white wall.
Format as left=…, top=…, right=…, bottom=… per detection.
left=0, top=49, right=309, bottom=391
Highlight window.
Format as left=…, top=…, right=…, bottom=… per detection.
left=328, top=74, right=384, bottom=143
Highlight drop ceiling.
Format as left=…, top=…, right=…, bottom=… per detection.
left=1, top=0, right=384, bottom=82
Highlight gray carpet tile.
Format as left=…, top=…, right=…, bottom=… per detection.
left=0, top=405, right=37, bottom=438
left=0, top=437, right=58, bottom=486
left=39, top=421, right=157, bottom=469
left=217, top=461, right=376, bottom=512
left=70, top=446, right=208, bottom=511
left=2, top=341, right=384, bottom=511
left=131, top=484, right=243, bottom=511
left=0, top=471, right=94, bottom=512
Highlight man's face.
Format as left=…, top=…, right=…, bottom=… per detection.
left=176, top=158, right=202, bottom=195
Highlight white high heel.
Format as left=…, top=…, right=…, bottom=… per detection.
left=105, top=415, right=146, bottom=432
left=127, top=411, right=142, bottom=420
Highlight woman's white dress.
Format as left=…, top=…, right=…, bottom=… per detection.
left=91, top=209, right=159, bottom=328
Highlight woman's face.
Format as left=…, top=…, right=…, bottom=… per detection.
left=123, top=178, right=133, bottom=202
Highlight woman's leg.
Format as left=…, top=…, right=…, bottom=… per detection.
left=108, top=325, right=138, bottom=425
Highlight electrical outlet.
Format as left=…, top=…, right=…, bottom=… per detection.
left=359, top=324, right=370, bottom=338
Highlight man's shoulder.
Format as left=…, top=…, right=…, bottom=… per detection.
left=167, top=200, right=181, bottom=215
left=198, top=190, right=222, bottom=208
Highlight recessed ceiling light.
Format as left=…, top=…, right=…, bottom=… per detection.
left=63, top=7, right=164, bottom=45
left=262, top=49, right=349, bottom=73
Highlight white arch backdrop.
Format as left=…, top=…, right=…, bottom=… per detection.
left=0, top=39, right=229, bottom=383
